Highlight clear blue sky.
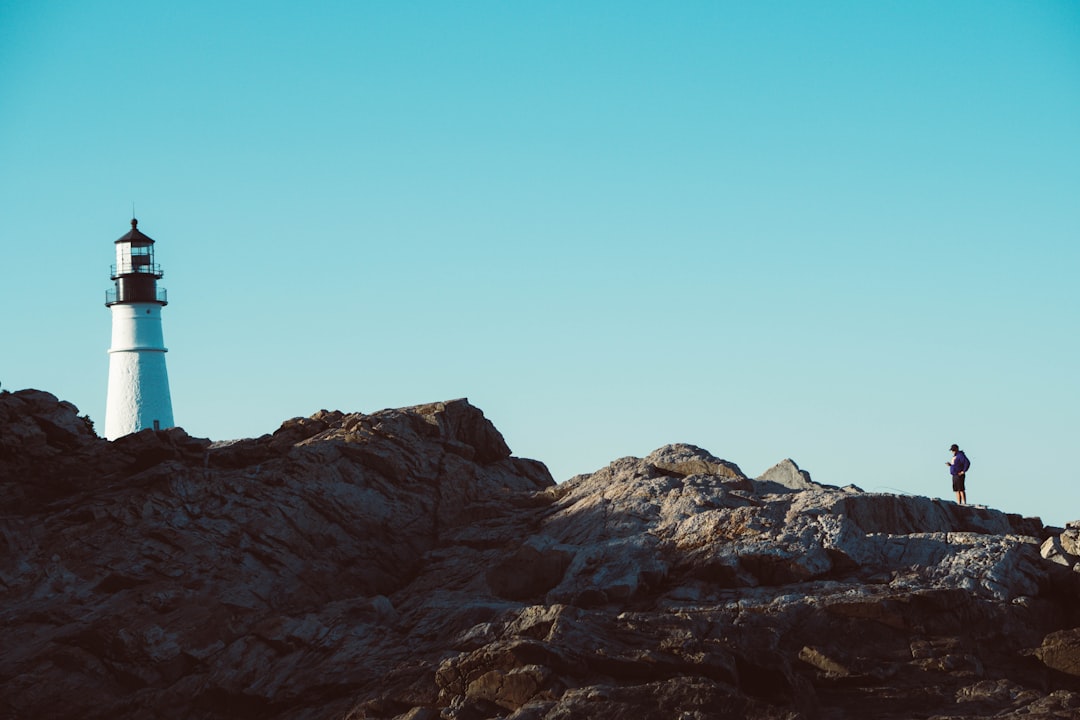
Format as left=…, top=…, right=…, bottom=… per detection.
left=2, top=2, right=1078, bottom=525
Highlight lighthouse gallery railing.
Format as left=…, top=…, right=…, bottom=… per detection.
left=105, top=287, right=168, bottom=305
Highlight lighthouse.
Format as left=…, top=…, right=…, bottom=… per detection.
left=104, top=218, right=175, bottom=440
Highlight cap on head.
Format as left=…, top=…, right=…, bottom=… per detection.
left=949, top=444, right=959, bottom=452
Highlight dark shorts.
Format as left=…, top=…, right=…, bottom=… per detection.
left=952, top=473, right=966, bottom=492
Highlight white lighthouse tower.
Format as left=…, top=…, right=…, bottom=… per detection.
left=104, top=218, right=175, bottom=440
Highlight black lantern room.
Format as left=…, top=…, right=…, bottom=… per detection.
left=105, top=218, right=167, bottom=306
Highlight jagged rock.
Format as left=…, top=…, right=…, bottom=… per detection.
left=756, top=458, right=817, bottom=493
left=0, top=389, right=97, bottom=455
left=646, top=443, right=747, bottom=483
left=1038, top=628, right=1080, bottom=677
left=798, top=645, right=852, bottom=677
left=1042, top=529, right=1080, bottom=570
left=2, top=389, right=1079, bottom=720
left=0, top=390, right=551, bottom=720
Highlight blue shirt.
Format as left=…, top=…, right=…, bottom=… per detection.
left=950, top=451, right=969, bottom=475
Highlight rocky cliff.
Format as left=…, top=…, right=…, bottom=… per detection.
left=2, top=388, right=1080, bottom=719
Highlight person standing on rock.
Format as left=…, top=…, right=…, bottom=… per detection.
left=948, top=444, right=970, bottom=505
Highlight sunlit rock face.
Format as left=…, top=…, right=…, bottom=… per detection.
left=2, top=389, right=1080, bottom=720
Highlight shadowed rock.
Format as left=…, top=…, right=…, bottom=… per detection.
left=2, top=389, right=1079, bottom=720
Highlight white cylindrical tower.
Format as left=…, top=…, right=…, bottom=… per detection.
left=104, top=218, right=174, bottom=440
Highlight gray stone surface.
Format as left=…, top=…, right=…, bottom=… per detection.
left=2, top=389, right=1080, bottom=720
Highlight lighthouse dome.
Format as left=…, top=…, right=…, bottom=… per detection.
left=115, top=217, right=156, bottom=245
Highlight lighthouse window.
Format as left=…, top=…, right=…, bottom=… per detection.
left=131, top=245, right=152, bottom=269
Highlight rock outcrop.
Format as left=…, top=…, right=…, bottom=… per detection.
left=2, top=388, right=1080, bottom=720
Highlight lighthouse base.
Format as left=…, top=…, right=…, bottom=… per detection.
left=104, top=350, right=174, bottom=440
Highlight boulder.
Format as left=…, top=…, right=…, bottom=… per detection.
left=1038, top=628, right=1080, bottom=677
left=755, top=457, right=818, bottom=493
left=1042, top=529, right=1080, bottom=570
left=646, top=443, right=747, bottom=480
